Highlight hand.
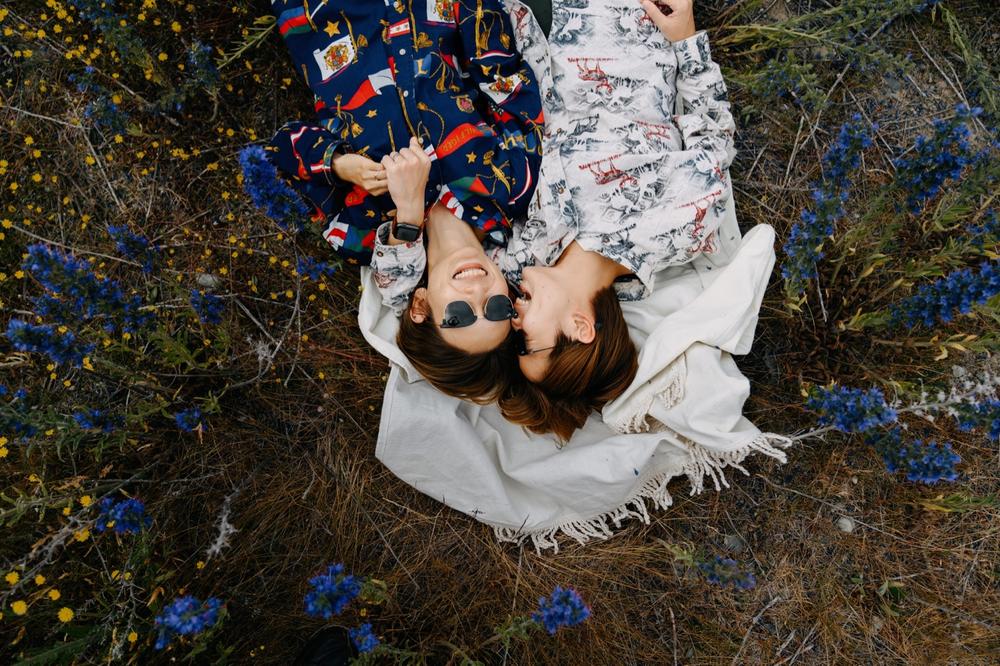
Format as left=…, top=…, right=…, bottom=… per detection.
left=640, top=0, right=696, bottom=42
left=331, top=152, right=388, bottom=196
left=381, top=137, right=432, bottom=226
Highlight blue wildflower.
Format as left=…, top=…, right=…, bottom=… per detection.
left=888, top=260, right=1000, bottom=328
left=697, top=556, right=757, bottom=591
left=296, top=257, right=338, bottom=281
left=190, top=290, right=225, bottom=325
left=187, top=41, right=221, bottom=90
left=531, top=586, right=591, bottom=635
left=73, top=409, right=122, bottom=433
left=349, top=624, right=380, bottom=654
left=154, top=596, right=224, bottom=650
left=954, top=399, right=1000, bottom=441
left=892, top=104, right=985, bottom=213
left=782, top=115, right=876, bottom=295
left=238, top=145, right=311, bottom=231
left=94, top=496, right=152, bottom=534
left=969, top=209, right=997, bottom=248
left=22, top=243, right=152, bottom=333
left=108, top=226, right=158, bottom=273
left=304, top=563, right=362, bottom=620
left=866, top=428, right=961, bottom=484
left=174, top=408, right=202, bottom=433
left=1, top=386, right=37, bottom=440
left=806, top=385, right=898, bottom=433
left=5, top=319, right=93, bottom=367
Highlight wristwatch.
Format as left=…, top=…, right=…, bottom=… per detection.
left=391, top=219, right=422, bottom=242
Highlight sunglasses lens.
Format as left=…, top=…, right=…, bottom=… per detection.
left=484, top=294, right=515, bottom=322
left=441, top=301, right=475, bottom=328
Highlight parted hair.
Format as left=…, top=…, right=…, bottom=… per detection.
left=499, top=286, right=638, bottom=442
left=397, top=289, right=519, bottom=404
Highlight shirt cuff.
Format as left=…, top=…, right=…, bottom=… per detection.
left=672, top=30, right=710, bottom=62
left=373, top=222, right=424, bottom=256
left=322, top=143, right=350, bottom=188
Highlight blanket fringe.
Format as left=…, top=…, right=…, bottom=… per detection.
left=607, top=360, right=686, bottom=434
left=492, top=432, right=793, bottom=554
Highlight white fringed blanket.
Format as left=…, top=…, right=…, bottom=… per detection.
left=357, top=208, right=789, bottom=553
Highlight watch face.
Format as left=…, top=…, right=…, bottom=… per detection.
left=394, top=223, right=421, bottom=242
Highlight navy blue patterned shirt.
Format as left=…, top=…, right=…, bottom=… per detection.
left=267, top=0, right=545, bottom=263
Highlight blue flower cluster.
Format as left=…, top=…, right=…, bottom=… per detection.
left=955, top=399, right=1000, bottom=441
left=823, top=114, right=878, bottom=190
left=94, top=496, right=152, bottom=535
left=154, top=596, right=223, bottom=650
left=349, top=624, right=380, bottom=654
left=1, top=386, right=37, bottom=440
left=781, top=115, right=876, bottom=294
left=868, top=428, right=960, bottom=484
left=888, top=260, right=999, bottom=328
left=969, top=209, right=998, bottom=248
left=304, top=563, right=362, bottom=620
left=297, top=257, right=338, bottom=281
left=697, top=556, right=757, bottom=591
left=531, top=586, right=591, bottom=635
left=238, top=145, right=311, bottom=232
left=187, top=41, right=221, bottom=91
left=108, top=226, right=159, bottom=274
left=23, top=243, right=152, bottom=334
left=5, top=320, right=93, bottom=367
left=73, top=409, right=122, bottom=433
left=805, top=385, right=898, bottom=433
left=190, top=290, right=225, bottom=325
left=892, top=104, right=985, bottom=213
left=175, top=408, right=203, bottom=433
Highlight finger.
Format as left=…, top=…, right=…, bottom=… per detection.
left=640, top=0, right=673, bottom=29
left=399, top=148, right=419, bottom=163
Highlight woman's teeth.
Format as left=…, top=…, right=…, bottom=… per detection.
left=453, top=268, right=487, bottom=280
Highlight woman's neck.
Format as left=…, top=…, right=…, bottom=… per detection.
left=551, top=240, right=630, bottom=293
left=424, top=203, right=481, bottom=265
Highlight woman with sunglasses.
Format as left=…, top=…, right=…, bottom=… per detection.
left=374, top=0, right=735, bottom=438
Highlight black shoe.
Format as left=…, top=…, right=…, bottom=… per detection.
left=293, top=627, right=358, bottom=666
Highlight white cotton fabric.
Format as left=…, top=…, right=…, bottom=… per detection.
left=357, top=201, right=789, bottom=553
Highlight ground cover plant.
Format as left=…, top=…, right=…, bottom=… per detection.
left=1, top=0, right=998, bottom=663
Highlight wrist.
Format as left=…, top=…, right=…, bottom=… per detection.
left=395, top=203, right=426, bottom=226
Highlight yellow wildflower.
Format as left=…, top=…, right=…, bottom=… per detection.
left=5, top=571, right=19, bottom=585
left=48, top=589, right=61, bottom=601
left=58, top=607, right=74, bottom=622
left=11, top=600, right=27, bottom=615
left=127, top=631, right=138, bottom=643
left=73, top=528, right=90, bottom=542
left=34, top=575, right=45, bottom=585
left=80, top=495, right=93, bottom=507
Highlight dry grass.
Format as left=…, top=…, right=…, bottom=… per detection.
left=1, top=0, right=998, bottom=664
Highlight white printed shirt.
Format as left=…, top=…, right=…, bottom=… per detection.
left=370, top=0, right=736, bottom=313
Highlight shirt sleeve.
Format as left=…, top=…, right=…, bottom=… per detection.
left=267, top=120, right=352, bottom=189
left=671, top=31, right=736, bottom=172
left=370, top=223, right=427, bottom=316
left=656, top=30, right=736, bottom=263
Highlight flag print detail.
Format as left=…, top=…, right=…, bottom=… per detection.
left=266, top=0, right=544, bottom=264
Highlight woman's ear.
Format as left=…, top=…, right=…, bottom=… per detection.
left=570, top=311, right=597, bottom=344
left=409, top=287, right=430, bottom=324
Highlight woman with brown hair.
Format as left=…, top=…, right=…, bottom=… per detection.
left=375, top=0, right=735, bottom=438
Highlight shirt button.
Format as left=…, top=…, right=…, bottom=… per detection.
left=399, top=48, right=406, bottom=55
left=403, top=90, right=409, bottom=97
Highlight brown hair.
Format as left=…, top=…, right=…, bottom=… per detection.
left=499, top=286, right=638, bottom=442
left=397, top=291, right=518, bottom=404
